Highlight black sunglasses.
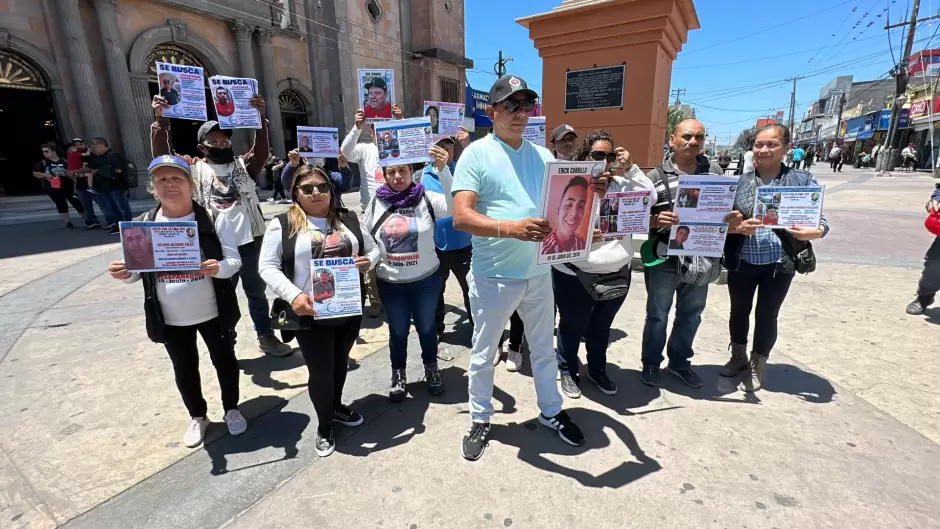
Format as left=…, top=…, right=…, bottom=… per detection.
left=298, top=182, right=332, bottom=195
left=590, top=151, right=617, bottom=164
left=499, top=99, right=537, bottom=113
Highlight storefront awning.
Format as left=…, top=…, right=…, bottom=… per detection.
left=857, top=130, right=874, bottom=140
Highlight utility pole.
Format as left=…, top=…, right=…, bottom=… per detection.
left=785, top=76, right=804, bottom=134
left=880, top=0, right=921, bottom=171
left=494, top=50, right=512, bottom=77
left=671, top=88, right=687, bottom=106
left=835, top=91, right=847, bottom=144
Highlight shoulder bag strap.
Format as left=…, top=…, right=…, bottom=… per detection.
left=423, top=194, right=437, bottom=225
left=339, top=211, right=366, bottom=257
left=276, top=213, right=296, bottom=281
left=370, top=204, right=398, bottom=239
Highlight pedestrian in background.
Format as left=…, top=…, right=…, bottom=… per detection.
left=32, top=142, right=84, bottom=230
left=88, top=137, right=133, bottom=233
left=66, top=138, right=106, bottom=230
left=790, top=144, right=805, bottom=169
left=108, top=155, right=246, bottom=448
left=828, top=144, right=843, bottom=172
left=906, top=185, right=940, bottom=315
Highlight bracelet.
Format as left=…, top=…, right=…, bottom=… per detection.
left=497, top=220, right=501, bottom=238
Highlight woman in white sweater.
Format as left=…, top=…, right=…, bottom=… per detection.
left=363, top=145, right=454, bottom=402
left=258, top=165, right=380, bottom=457
left=107, top=155, right=245, bottom=449
left=553, top=130, right=657, bottom=398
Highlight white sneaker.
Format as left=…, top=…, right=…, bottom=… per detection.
left=266, top=197, right=276, bottom=203
left=183, top=417, right=210, bottom=448
left=224, top=409, right=247, bottom=436
left=505, top=347, right=523, bottom=372
left=493, top=344, right=503, bottom=367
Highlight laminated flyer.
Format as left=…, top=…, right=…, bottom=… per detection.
left=358, top=68, right=396, bottom=123
left=208, top=75, right=261, bottom=129
left=374, top=117, right=433, bottom=166
left=423, top=100, right=464, bottom=136
left=119, top=221, right=202, bottom=273
left=297, top=126, right=340, bottom=158
left=537, top=160, right=604, bottom=265
left=674, top=175, right=737, bottom=221
left=310, top=257, right=363, bottom=320
left=598, top=190, right=652, bottom=240
left=666, top=221, right=728, bottom=258
left=524, top=116, right=547, bottom=147
left=753, top=186, right=825, bottom=229
left=156, top=62, right=207, bottom=122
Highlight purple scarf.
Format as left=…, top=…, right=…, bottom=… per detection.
left=375, top=182, right=425, bottom=209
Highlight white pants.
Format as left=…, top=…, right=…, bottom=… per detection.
left=466, top=269, right=562, bottom=423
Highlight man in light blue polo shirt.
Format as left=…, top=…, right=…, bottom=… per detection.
left=452, top=75, right=606, bottom=461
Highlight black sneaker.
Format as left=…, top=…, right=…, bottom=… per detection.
left=333, top=404, right=363, bottom=427
left=640, top=365, right=660, bottom=387
left=65, top=222, right=75, bottom=231
left=588, top=371, right=618, bottom=395
left=84, top=222, right=101, bottom=231
left=907, top=296, right=934, bottom=315
left=108, top=226, right=120, bottom=235
left=559, top=372, right=581, bottom=399
left=668, top=366, right=703, bottom=388
left=315, top=425, right=335, bottom=457
left=462, top=422, right=490, bottom=461
left=538, top=410, right=585, bottom=447
left=424, top=363, right=444, bottom=395
left=388, top=368, right=406, bottom=402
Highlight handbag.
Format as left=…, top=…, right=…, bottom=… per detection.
left=564, top=263, right=631, bottom=301
left=772, top=229, right=816, bottom=274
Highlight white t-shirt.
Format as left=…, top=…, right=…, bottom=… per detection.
left=341, top=127, right=385, bottom=209
left=206, top=163, right=254, bottom=246
left=125, top=210, right=242, bottom=326
left=363, top=167, right=453, bottom=283
left=258, top=215, right=381, bottom=304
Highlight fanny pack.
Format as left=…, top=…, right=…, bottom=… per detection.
left=772, top=229, right=816, bottom=275
left=564, top=263, right=631, bottom=301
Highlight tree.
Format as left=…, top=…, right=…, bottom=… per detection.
left=735, top=127, right=757, bottom=151
left=666, top=105, right=688, bottom=143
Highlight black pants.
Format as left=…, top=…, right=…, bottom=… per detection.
left=46, top=187, right=84, bottom=215
left=436, top=246, right=473, bottom=336
left=829, top=158, right=839, bottom=171
left=163, top=318, right=240, bottom=418
left=727, top=261, right=794, bottom=357
left=498, top=311, right=525, bottom=351
left=553, top=268, right=627, bottom=377
left=295, top=318, right=361, bottom=427
left=272, top=176, right=286, bottom=200
left=917, top=238, right=940, bottom=299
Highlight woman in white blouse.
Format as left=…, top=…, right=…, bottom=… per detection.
left=107, top=155, right=244, bottom=449
left=363, top=146, right=453, bottom=402
left=259, top=165, right=380, bottom=457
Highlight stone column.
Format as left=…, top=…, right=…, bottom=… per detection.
left=233, top=21, right=256, bottom=153
left=54, top=0, right=107, bottom=139
left=93, top=0, right=149, bottom=190
left=131, top=73, right=157, bottom=157
left=257, top=30, right=286, bottom=158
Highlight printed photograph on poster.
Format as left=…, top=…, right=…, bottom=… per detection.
left=674, top=175, right=737, bottom=221
left=374, top=117, right=433, bottom=167
left=296, top=126, right=340, bottom=158
left=156, top=62, right=207, bottom=122
left=537, top=160, right=605, bottom=265
left=376, top=208, right=421, bottom=270
left=666, top=221, right=728, bottom=258
left=310, top=257, right=363, bottom=320
left=598, top=190, right=652, bottom=240
left=208, top=76, right=261, bottom=129
left=752, top=186, right=825, bottom=229
left=423, top=101, right=465, bottom=136
left=120, top=221, right=202, bottom=273
left=358, top=69, right=396, bottom=122
left=524, top=116, right=547, bottom=147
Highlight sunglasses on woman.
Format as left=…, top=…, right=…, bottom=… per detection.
left=499, top=98, right=537, bottom=114
left=590, top=151, right=617, bottom=164
left=298, top=182, right=331, bottom=195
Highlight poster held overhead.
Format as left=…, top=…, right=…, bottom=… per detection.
left=423, top=101, right=465, bottom=136
left=537, top=160, right=605, bottom=265
left=296, top=126, right=340, bottom=158
left=119, top=221, right=202, bottom=273
left=358, top=69, right=396, bottom=123
left=524, top=116, right=547, bottom=147
left=374, top=117, right=433, bottom=167
left=208, top=75, right=261, bottom=129
left=156, top=62, right=207, bottom=122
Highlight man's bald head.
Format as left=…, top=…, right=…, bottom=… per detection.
left=670, top=119, right=706, bottom=160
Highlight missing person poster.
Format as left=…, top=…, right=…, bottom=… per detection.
left=208, top=75, right=260, bottom=129
left=666, top=221, right=728, bottom=258
left=423, top=101, right=464, bottom=136
left=120, top=221, right=202, bottom=273
left=297, top=126, right=340, bottom=158
left=524, top=116, right=547, bottom=147
left=598, top=191, right=652, bottom=240
left=358, top=69, right=396, bottom=123
left=156, top=62, right=207, bottom=122
left=537, top=160, right=605, bottom=265
left=752, top=186, right=825, bottom=229
left=674, top=175, right=737, bottom=221
left=373, top=117, right=433, bottom=167
left=310, top=257, right=363, bottom=320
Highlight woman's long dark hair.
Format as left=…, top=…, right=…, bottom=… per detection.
left=288, top=164, right=339, bottom=237
left=576, top=129, right=615, bottom=161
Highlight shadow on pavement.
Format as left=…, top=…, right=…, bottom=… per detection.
left=921, top=307, right=940, bottom=326
left=204, top=395, right=309, bottom=475
left=0, top=220, right=122, bottom=259
left=762, top=363, right=836, bottom=404
left=580, top=363, right=664, bottom=415
left=489, top=407, right=662, bottom=489
left=238, top=351, right=307, bottom=391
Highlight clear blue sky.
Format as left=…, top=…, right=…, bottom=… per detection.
left=465, top=0, right=930, bottom=144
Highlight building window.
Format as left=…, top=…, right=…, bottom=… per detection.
left=366, top=0, right=382, bottom=23
left=440, top=76, right=460, bottom=103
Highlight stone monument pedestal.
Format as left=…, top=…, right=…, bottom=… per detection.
left=518, top=0, right=700, bottom=168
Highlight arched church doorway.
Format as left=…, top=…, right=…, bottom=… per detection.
left=279, top=89, right=308, bottom=153
left=146, top=44, right=217, bottom=157
left=0, top=50, right=60, bottom=195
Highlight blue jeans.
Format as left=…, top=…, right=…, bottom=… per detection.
left=640, top=260, right=709, bottom=370
left=232, top=242, right=274, bottom=337
left=74, top=188, right=103, bottom=226
left=376, top=272, right=441, bottom=369
left=100, top=190, right=133, bottom=223
left=553, top=268, right=628, bottom=378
